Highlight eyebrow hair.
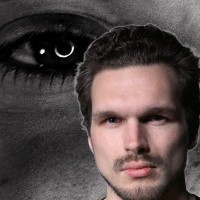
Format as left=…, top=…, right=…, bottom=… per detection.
left=92, top=106, right=181, bottom=120
left=92, top=111, right=122, bottom=121
left=143, top=107, right=179, bottom=115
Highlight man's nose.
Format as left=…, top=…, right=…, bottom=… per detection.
left=123, top=120, right=150, bottom=154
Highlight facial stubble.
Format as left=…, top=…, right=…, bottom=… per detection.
left=99, top=153, right=184, bottom=200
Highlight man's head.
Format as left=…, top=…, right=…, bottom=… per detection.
left=75, top=24, right=199, bottom=199
left=76, top=24, right=199, bottom=143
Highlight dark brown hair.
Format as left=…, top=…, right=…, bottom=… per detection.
left=75, top=24, right=199, bottom=142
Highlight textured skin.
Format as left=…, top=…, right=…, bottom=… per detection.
left=0, top=1, right=199, bottom=199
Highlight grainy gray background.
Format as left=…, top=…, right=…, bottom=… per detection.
left=0, top=0, right=199, bottom=199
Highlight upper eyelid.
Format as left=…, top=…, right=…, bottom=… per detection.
left=140, top=115, right=168, bottom=124
left=92, top=111, right=122, bottom=120
left=0, top=29, right=95, bottom=60
left=0, top=14, right=108, bottom=45
left=0, top=28, right=94, bottom=49
left=0, top=16, right=107, bottom=58
left=147, top=115, right=166, bottom=120
left=92, top=116, right=117, bottom=122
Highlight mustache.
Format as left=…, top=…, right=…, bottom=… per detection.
left=113, top=153, right=166, bottom=172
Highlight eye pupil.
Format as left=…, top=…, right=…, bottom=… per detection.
left=55, top=42, right=74, bottom=58
left=153, top=116, right=161, bottom=120
left=108, top=118, right=117, bottom=123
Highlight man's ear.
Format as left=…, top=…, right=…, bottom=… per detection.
left=88, top=136, right=94, bottom=154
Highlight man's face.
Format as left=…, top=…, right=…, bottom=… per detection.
left=90, top=64, right=188, bottom=200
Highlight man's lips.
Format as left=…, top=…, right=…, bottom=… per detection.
left=121, top=162, right=155, bottom=178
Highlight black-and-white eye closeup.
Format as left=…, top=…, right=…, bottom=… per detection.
left=0, top=0, right=199, bottom=200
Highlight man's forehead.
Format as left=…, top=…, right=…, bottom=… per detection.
left=91, top=65, right=181, bottom=104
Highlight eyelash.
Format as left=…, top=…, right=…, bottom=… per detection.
left=106, top=117, right=120, bottom=123
left=0, top=30, right=95, bottom=83
left=141, top=115, right=168, bottom=125
left=148, top=115, right=166, bottom=121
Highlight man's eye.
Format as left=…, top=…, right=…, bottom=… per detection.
left=149, top=115, right=165, bottom=121
left=107, top=117, right=121, bottom=124
left=143, top=115, right=167, bottom=125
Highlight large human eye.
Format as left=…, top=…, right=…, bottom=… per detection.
left=0, top=31, right=91, bottom=78
left=0, top=14, right=108, bottom=82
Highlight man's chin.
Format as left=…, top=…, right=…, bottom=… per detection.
left=102, top=174, right=169, bottom=200
left=110, top=186, right=167, bottom=200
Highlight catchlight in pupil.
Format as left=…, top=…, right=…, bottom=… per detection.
left=55, top=41, right=74, bottom=58
left=39, top=49, right=46, bottom=55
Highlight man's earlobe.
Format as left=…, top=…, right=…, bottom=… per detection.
left=88, top=136, right=94, bottom=154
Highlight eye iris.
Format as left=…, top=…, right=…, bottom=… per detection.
left=55, top=42, right=74, bottom=58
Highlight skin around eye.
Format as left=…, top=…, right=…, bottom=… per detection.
left=0, top=14, right=108, bottom=81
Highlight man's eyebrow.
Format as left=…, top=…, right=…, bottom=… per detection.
left=144, top=107, right=179, bottom=114
left=140, top=106, right=182, bottom=119
left=92, top=111, right=121, bottom=121
left=92, top=107, right=180, bottom=120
